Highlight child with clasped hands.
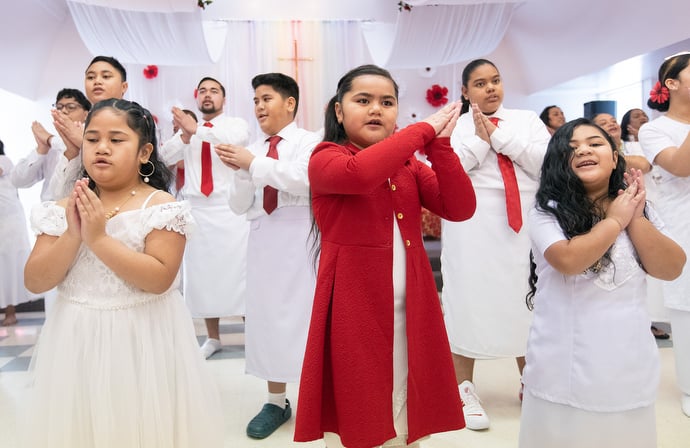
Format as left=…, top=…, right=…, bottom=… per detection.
left=294, top=64, right=476, bottom=448
left=519, top=118, right=685, bottom=448
left=22, top=99, right=223, bottom=448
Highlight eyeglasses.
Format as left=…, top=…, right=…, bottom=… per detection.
left=53, top=103, right=83, bottom=112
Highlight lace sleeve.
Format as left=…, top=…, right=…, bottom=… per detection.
left=142, top=201, right=196, bottom=236
left=29, top=202, right=67, bottom=236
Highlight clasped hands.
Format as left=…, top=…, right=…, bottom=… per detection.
left=606, top=168, right=647, bottom=231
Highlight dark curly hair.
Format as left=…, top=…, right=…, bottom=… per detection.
left=526, top=118, right=630, bottom=309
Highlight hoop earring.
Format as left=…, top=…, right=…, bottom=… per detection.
left=138, top=160, right=155, bottom=183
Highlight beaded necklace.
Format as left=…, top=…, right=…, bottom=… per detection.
left=104, top=190, right=138, bottom=220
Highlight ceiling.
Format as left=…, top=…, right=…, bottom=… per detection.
left=1, top=0, right=689, bottom=106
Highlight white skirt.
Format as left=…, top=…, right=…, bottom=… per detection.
left=0, top=206, right=30, bottom=308
left=519, top=389, right=656, bottom=448
left=244, top=206, right=316, bottom=382
left=441, top=189, right=533, bottom=358
left=21, top=293, right=223, bottom=448
left=183, top=202, right=249, bottom=317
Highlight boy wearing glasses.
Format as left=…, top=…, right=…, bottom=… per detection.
left=11, top=88, right=90, bottom=201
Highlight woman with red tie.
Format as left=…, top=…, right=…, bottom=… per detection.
left=441, top=58, right=551, bottom=430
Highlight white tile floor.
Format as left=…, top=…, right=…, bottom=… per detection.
left=0, top=314, right=688, bottom=447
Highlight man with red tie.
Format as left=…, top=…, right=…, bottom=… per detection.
left=216, top=73, right=319, bottom=440
left=160, top=77, right=250, bottom=359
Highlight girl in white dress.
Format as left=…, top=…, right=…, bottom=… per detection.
left=23, top=99, right=223, bottom=447
left=519, top=118, right=685, bottom=447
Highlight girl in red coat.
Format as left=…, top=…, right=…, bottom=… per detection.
left=294, top=65, right=476, bottom=447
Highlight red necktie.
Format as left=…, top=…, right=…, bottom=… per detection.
left=200, top=121, right=214, bottom=196
left=263, top=135, right=282, bottom=215
left=175, top=165, right=185, bottom=192
left=489, top=116, right=522, bottom=233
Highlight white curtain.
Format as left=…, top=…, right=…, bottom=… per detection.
left=124, top=20, right=371, bottom=139
left=66, top=0, right=227, bottom=65
left=404, top=0, right=523, bottom=5
left=362, top=3, right=520, bottom=69
left=66, top=0, right=197, bottom=13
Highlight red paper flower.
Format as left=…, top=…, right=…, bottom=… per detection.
left=649, top=81, right=669, bottom=104
left=143, top=65, right=158, bottom=79
left=426, top=84, right=449, bottom=107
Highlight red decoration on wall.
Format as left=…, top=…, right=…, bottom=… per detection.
left=193, top=88, right=198, bottom=99
left=143, top=65, right=158, bottom=79
left=426, top=84, right=448, bottom=107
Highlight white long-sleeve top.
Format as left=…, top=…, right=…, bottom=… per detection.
left=228, top=122, right=319, bottom=220
left=11, top=138, right=65, bottom=201
left=450, top=104, right=550, bottom=191
left=159, top=114, right=250, bottom=204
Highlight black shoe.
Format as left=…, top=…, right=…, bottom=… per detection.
left=246, top=399, right=292, bottom=439
left=651, top=325, right=670, bottom=340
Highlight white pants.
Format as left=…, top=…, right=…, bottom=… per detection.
left=670, top=308, right=690, bottom=395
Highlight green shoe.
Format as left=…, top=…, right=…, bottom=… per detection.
left=246, top=399, right=292, bottom=439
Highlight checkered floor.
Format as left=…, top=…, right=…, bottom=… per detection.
left=1, top=312, right=687, bottom=448
left=0, top=311, right=248, bottom=373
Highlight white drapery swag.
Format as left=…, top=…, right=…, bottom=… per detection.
left=66, top=0, right=227, bottom=65
left=123, top=20, right=372, bottom=138
left=362, top=2, right=522, bottom=69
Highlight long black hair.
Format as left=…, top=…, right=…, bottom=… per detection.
left=526, top=118, right=628, bottom=309
left=82, top=98, right=172, bottom=192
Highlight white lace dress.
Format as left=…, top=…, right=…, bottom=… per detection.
left=23, top=199, right=223, bottom=448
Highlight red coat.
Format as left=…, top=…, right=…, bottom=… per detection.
left=294, top=123, right=476, bottom=447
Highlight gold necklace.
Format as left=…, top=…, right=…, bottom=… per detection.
left=104, top=190, right=138, bottom=220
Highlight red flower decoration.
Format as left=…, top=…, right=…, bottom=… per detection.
left=143, top=65, right=158, bottom=79
left=649, top=81, right=669, bottom=104
left=426, top=84, right=449, bottom=107
left=193, top=88, right=198, bottom=99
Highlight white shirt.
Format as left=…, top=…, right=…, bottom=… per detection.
left=11, top=139, right=64, bottom=201
left=229, top=121, right=319, bottom=220
left=450, top=104, right=550, bottom=191
left=639, top=115, right=690, bottom=310
left=160, top=114, right=250, bottom=204
left=522, top=205, right=661, bottom=411
left=43, top=138, right=83, bottom=201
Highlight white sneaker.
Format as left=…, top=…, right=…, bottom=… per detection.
left=200, top=338, right=222, bottom=359
left=459, top=380, right=490, bottom=430
left=682, top=393, right=690, bottom=417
